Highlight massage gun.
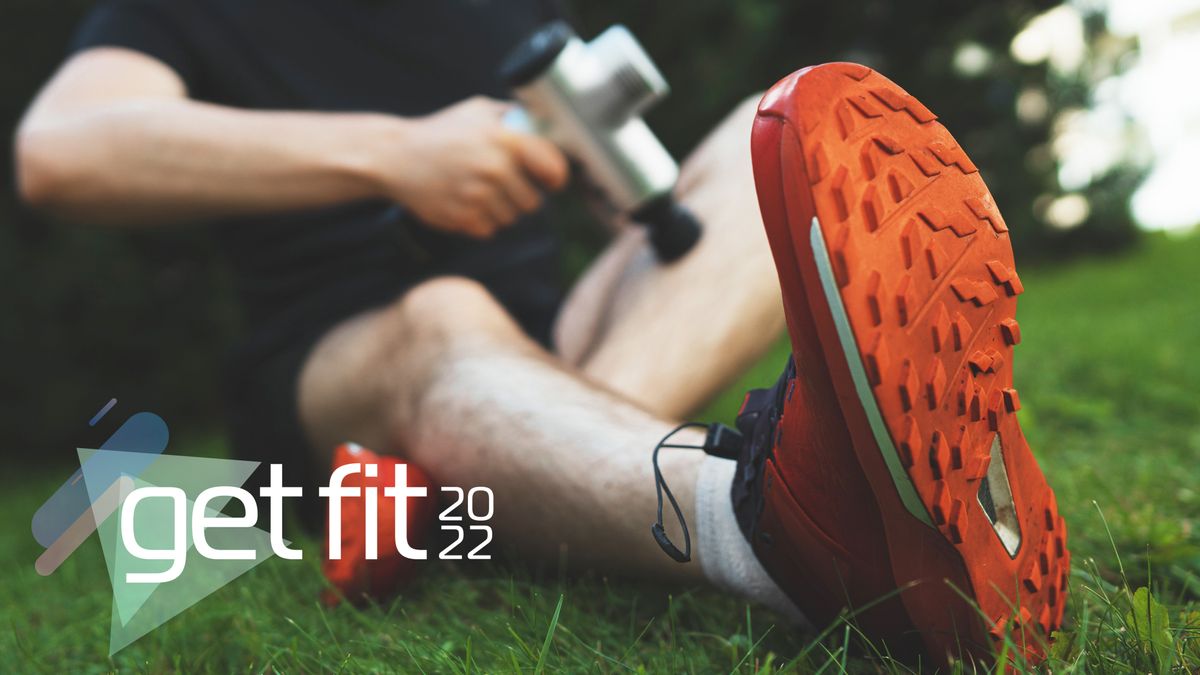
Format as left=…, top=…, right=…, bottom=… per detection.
left=499, top=22, right=702, bottom=262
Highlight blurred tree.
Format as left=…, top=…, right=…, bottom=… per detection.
left=565, top=0, right=1118, bottom=258
left=1015, top=5, right=1146, bottom=252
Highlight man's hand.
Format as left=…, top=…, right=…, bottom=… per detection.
left=377, top=97, right=570, bottom=238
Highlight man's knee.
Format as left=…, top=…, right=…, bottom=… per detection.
left=387, top=276, right=522, bottom=350
left=398, top=276, right=492, bottom=319
left=298, top=277, right=506, bottom=455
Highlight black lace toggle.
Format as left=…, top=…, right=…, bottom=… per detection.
left=650, top=421, right=746, bottom=563
left=704, top=423, right=744, bottom=459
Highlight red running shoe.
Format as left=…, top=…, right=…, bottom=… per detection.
left=321, top=443, right=438, bottom=606
left=737, top=63, right=1067, bottom=664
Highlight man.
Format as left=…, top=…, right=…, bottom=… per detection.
left=15, top=0, right=1065, bottom=665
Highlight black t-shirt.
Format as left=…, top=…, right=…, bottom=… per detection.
left=71, top=0, right=566, bottom=364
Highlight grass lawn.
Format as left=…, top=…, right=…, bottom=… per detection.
left=3, top=232, right=1199, bottom=673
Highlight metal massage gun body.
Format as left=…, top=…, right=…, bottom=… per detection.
left=500, top=22, right=702, bottom=262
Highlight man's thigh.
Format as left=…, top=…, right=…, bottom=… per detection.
left=554, top=96, right=785, bottom=420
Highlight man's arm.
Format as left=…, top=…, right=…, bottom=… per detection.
left=14, top=47, right=568, bottom=237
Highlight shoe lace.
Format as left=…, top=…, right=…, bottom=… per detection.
left=650, top=421, right=744, bottom=563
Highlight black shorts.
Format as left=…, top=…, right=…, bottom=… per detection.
left=223, top=215, right=565, bottom=528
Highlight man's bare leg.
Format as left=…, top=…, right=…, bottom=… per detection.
left=299, top=277, right=707, bottom=581
left=297, top=97, right=782, bottom=581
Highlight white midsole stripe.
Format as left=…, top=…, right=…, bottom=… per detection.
left=808, top=217, right=935, bottom=527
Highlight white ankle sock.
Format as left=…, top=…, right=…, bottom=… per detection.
left=695, top=455, right=807, bottom=624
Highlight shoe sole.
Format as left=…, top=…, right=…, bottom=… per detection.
left=751, top=63, right=1068, bottom=661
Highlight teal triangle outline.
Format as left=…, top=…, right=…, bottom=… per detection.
left=76, top=449, right=286, bottom=655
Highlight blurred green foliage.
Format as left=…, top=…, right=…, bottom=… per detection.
left=1, top=1, right=1139, bottom=459
left=1, top=0, right=242, bottom=457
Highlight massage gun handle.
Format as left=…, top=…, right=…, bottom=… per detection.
left=632, top=195, right=703, bottom=262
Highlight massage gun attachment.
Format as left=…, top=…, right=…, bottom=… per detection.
left=499, top=22, right=702, bottom=262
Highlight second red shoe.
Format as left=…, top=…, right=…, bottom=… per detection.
left=322, top=443, right=439, bottom=606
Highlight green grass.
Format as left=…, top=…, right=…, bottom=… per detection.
left=3, top=232, right=1199, bottom=673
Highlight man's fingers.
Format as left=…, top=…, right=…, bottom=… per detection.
left=465, top=179, right=517, bottom=232
left=495, top=165, right=543, bottom=214
left=436, top=201, right=497, bottom=239
left=457, top=209, right=498, bottom=238
left=480, top=190, right=519, bottom=229
left=504, top=132, right=569, bottom=192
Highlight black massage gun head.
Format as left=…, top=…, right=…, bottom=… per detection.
left=632, top=195, right=703, bottom=263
